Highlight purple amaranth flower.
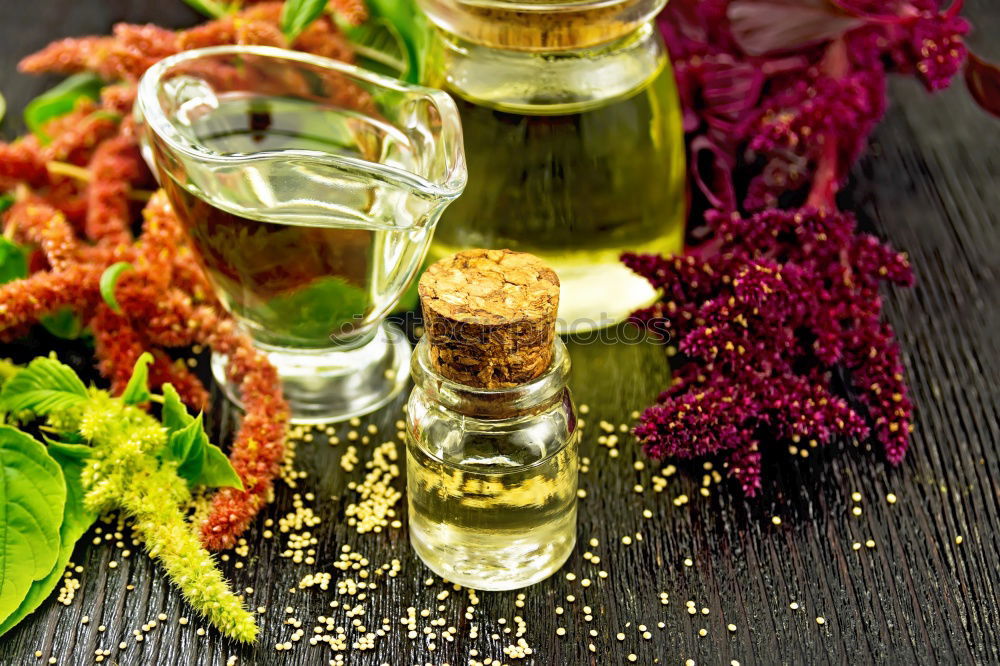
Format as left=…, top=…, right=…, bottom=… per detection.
left=625, top=208, right=913, bottom=495
left=628, top=0, right=966, bottom=494
left=658, top=0, right=968, bottom=209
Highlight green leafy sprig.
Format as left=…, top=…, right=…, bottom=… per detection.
left=0, top=354, right=254, bottom=641
left=24, top=73, right=104, bottom=143
left=332, top=0, right=433, bottom=83
left=281, top=0, right=329, bottom=41
left=98, top=261, right=134, bottom=315
left=180, top=0, right=235, bottom=19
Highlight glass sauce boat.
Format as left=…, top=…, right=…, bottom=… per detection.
left=136, top=45, right=467, bottom=423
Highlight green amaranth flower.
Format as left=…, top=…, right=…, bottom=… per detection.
left=50, top=384, right=257, bottom=642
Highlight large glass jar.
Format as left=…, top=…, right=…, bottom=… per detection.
left=418, top=0, right=686, bottom=332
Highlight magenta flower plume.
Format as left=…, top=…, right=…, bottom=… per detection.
left=624, top=0, right=966, bottom=494
left=626, top=208, right=914, bottom=494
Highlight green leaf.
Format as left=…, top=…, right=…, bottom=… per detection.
left=41, top=436, right=90, bottom=459
left=121, top=352, right=153, bottom=405
left=337, top=16, right=409, bottom=78
left=168, top=415, right=207, bottom=484
left=198, top=443, right=243, bottom=491
left=262, top=276, right=369, bottom=344
left=24, top=73, right=104, bottom=143
left=0, top=437, right=96, bottom=637
left=0, top=357, right=88, bottom=416
left=160, top=383, right=193, bottom=433
left=160, top=384, right=242, bottom=490
left=362, top=0, right=433, bottom=84
left=0, top=194, right=13, bottom=214
left=0, top=360, right=20, bottom=392
left=0, top=237, right=28, bottom=285
left=281, top=0, right=329, bottom=41
left=0, top=426, right=66, bottom=626
left=40, top=309, right=85, bottom=340
left=181, top=0, right=231, bottom=18
left=99, top=262, right=133, bottom=314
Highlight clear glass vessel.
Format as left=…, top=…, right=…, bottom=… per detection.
left=418, top=0, right=686, bottom=332
left=136, top=46, right=467, bottom=423
left=406, top=336, right=579, bottom=590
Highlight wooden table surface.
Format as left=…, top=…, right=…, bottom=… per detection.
left=2, top=2, right=999, bottom=665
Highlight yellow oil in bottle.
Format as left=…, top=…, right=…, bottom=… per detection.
left=407, top=427, right=578, bottom=591
left=425, top=42, right=686, bottom=331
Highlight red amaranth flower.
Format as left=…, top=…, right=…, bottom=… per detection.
left=91, top=303, right=210, bottom=410
left=185, top=306, right=289, bottom=551
left=20, top=2, right=354, bottom=82
left=0, top=8, right=374, bottom=549
left=0, top=139, right=49, bottom=187
left=0, top=186, right=287, bottom=547
left=86, top=131, right=144, bottom=245
left=39, top=102, right=122, bottom=165
left=4, top=197, right=79, bottom=270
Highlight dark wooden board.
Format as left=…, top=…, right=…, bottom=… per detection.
left=1, top=2, right=998, bottom=665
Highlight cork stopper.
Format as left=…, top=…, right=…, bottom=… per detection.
left=418, top=249, right=560, bottom=389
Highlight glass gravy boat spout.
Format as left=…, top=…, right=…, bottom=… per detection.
left=136, top=46, right=467, bottom=423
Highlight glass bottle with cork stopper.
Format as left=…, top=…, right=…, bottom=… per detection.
left=406, top=248, right=579, bottom=590
left=417, top=0, right=687, bottom=332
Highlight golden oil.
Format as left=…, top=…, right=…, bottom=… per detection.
left=421, top=3, right=687, bottom=331
left=407, top=423, right=578, bottom=590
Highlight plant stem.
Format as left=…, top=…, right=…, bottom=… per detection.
left=807, top=38, right=849, bottom=210
left=45, top=161, right=154, bottom=201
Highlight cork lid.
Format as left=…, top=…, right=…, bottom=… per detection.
left=418, top=249, right=560, bottom=388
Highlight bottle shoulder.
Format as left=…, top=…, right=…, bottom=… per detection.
left=425, top=22, right=670, bottom=114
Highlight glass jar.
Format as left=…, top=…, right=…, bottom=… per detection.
left=418, top=0, right=686, bottom=332
left=406, top=335, right=579, bottom=590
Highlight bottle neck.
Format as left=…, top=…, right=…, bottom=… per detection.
left=411, top=336, right=572, bottom=419
left=428, top=21, right=666, bottom=114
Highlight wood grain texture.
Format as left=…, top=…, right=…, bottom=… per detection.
left=1, top=1, right=998, bottom=664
